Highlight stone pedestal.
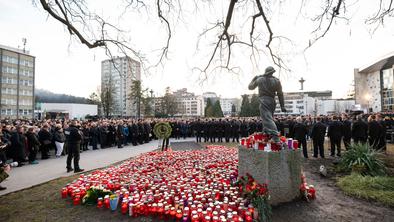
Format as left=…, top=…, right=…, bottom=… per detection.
left=238, top=146, right=302, bottom=206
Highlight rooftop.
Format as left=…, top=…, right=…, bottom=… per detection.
left=358, top=51, right=394, bottom=74
left=0, top=44, right=33, bottom=56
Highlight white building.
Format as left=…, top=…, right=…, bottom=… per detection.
left=316, top=99, right=355, bottom=115
left=39, top=103, right=97, bottom=119
left=175, top=95, right=205, bottom=117
left=354, top=52, right=394, bottom=112
left=220, top=98, right=241, bottom=116
left=274, top=91, right=332, bottom=115
left=101, top=56, right=141, bottom=117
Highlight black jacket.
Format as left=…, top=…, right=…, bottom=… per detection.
left=368, top=121, right=383, bottom=139
left=328, top=121, right=343, bottom=140
left=342, top=120, right=352, bottom=139
left=352, top=120, right=368, bottom=139
left=292, top=122, right=308, bottom=141
left=311, top=122, right=326, bottom=141
left=26, top=131, right=41, bottom=151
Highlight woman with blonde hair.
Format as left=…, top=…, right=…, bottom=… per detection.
left=54, top=124, right=66, bottom=157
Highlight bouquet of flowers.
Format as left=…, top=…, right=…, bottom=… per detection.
left=300, top=174, right=316, bottom=202
left=236, top=173, right=271, bottom=222
left=82, top=186, right=112, bottom=205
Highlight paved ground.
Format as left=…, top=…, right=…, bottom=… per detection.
left=0, top=138, right=194, bottom=196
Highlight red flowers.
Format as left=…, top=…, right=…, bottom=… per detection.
left=300, top=173, right=316, bottom=201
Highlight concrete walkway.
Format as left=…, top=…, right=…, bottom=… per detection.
left=0, top=138, right=194, bottom=196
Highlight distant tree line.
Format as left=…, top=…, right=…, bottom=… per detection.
left=35, top=89, right=93, bottom=104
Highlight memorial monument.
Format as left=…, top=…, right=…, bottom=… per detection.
left=239, top=66, right=302, bottom=206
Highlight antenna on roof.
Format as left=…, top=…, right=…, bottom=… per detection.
left=22, top=38, right=27, bottom=53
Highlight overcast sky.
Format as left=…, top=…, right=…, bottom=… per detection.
left=1, top=0, right=393, bottom=99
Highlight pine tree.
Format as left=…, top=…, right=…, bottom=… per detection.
left=213, top=100, right=224, bottom=117
left=250, top=94, right=260, bottom=117
left=205, top=98, right=213, bottom=117
left=240, top=94, right=251, bottom=117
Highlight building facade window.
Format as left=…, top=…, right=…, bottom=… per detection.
left=2, top=66, right=18, bottom=74
left=382, top=68, right=394, bottom=111
left=1, top=98, right=17, bottom=105
left=2, top=55, right=18, bottom=64
left=1, top=88, right=17, bottom=95
left=1, top=77, right=17, bottom=84
left=20, top=59, right=33, bottom=67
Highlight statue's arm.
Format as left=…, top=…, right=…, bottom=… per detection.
left=277, top=81, right=286, bottom=110
left=248, top=76, right=259, bottom=90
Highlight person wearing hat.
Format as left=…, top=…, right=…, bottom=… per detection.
left=248, top=66, right=286, bottom=138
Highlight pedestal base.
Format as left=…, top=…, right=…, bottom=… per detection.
left=238, top=146, right=302, bottom=206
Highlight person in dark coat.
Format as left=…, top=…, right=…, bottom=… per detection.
left=328, top=116, right=343, bottom=157
left=292, top=117, right=308, bottom=158
left=137, top=120, right=145, bottom=144
left=130, top=121, right=139, bottom=146
left=368, top=115, right=383, bottom=150
left=10, top=126, right=26, bottom=166
left=99, top=123, right=109, bottom=148
left=89, top=123, right=100, bottom=150
left=352, top=115, right=368, bottom=144
left=116, top=120, right=124, bottom=148
left=26, top=127, right=40, bottom=164
left=240, top=120, right=249, bottom=137
left=209, top=120, right=216, bottom=143
left=194, top=119, right=202, bottom=143
left=341, top=114, right=352, bottom=150
left=38, top=124, right=52, bottom=159
left=216, top=119, right=224, bottom=143
left=310, top=116, right=326, bottom=158
left=224, top=119, right=232, bottom=143
left=231, top=119, right=240, bottom=142
left=65, top=120, right=84, bottom=173
left=377, top=114, right=387, bottom=150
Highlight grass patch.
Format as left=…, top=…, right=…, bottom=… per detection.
left=337, top=174, right=394, bottom=207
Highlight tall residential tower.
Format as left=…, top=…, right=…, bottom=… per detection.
left=0, top=44, right=35, bottom=119
left=101, top=56, right=141, bottom=116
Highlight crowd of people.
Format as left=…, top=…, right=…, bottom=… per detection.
left=0, top=113, right=391, bottom=190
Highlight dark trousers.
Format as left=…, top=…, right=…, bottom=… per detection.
left=91, top=139, right=98, bottom=150
left=196, top=132, right=202, bottom=143
left=161, top=138, right=169, bottom=151
left=343, top=137, right=351, bottom=150
left=232, top=133, right=239, bottom=142
left=66, top=143, right=81, bottom=170
left=299, top=139, right=308, bottom=158
left=353, top=137, right=367, bottom=144
left=313, top=138, right=324, bottom=158
left=369, top=137, right=380, bottom=150
left=117, top=138, right=123, bottom=148
left=28, top=147, right=37, bottom=162
left=41, top=144, right=51, bottom=159
left=330, top=138, right=341, bottom=156
left=225, top=133, right=231, bottom=143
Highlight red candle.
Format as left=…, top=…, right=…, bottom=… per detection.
left=97, top=197, right=103, bottom=209
left=73, top=195, right=80, bottom=205
left=118, top=201, right=126, bottom=214
left=61, top=188, right=68, bottom=198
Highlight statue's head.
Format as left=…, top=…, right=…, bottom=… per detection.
left=264, top=66, right=276, bottom=76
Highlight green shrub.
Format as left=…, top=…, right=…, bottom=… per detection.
left=337, top=174, right=394, bottom=207
left=339, top=143, right=387, bottom=176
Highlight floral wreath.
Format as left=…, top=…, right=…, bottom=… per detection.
left=153, top=122, right=172, bottom=139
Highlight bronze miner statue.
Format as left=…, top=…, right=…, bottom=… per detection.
left=248, top=66, right=286, bottom=138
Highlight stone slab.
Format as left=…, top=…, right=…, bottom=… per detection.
left=238, top=146, right=302, bottom=206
